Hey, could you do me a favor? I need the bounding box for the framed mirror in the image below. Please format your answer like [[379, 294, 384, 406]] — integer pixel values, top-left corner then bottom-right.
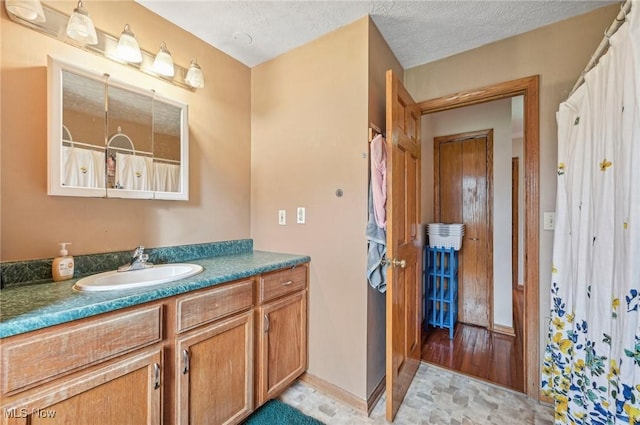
[[47, 56, 189, 200]]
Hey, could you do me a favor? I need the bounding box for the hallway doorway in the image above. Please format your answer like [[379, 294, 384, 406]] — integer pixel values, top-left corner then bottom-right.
[[417, 76, 540, 399]]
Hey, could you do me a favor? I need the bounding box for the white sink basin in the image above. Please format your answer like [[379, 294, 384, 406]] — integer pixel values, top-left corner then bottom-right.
[[73, 263, 204, 292]]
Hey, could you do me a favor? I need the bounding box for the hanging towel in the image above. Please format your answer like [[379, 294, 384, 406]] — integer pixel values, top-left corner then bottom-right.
[[367, 134, 388, 292], [62, 146, 105, 188], [367, 182, 388, 292], [370, 134, 387, 229], [116, 152, 153, 191]]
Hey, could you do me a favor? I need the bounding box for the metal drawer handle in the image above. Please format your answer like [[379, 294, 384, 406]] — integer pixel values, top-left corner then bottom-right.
[[281, 280, 293, 286], [469, 238, 480, 241], [264, 314, 270, 333], [182, 349, 189, 375], [153, 363, 161, 389]]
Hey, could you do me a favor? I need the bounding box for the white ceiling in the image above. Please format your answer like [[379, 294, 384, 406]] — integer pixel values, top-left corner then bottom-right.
[[136, 0, 615, 69]]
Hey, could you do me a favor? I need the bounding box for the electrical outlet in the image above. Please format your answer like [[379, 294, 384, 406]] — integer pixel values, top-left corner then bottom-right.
[[297, 207, 305, 224], [543, 212, 555, 230], [278, 210, 286, 225]]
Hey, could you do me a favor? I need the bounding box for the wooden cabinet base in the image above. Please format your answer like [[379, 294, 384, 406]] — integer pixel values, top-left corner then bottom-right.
[[1, 262, 309, 425]]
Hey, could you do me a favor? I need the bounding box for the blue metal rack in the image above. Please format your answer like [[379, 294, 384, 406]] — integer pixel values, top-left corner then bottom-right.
[[423, 246, 459, 339]]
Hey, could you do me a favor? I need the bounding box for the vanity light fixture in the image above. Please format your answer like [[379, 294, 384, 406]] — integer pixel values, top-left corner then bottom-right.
[[5, 2, 203, 90], [66, 0, 98, 45], [153, 42, 175, 77], [185, 59, 205, 88], [5, 0, 46, 23], [116, 24, 142, 63]]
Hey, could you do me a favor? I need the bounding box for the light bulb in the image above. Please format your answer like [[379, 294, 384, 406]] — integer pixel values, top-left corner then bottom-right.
[[66, 0, 98, 45], [185, 59, 204, 88], [117, 24, 142, 63], [5, 0, 46, 23], [152, 42, 174, 77]]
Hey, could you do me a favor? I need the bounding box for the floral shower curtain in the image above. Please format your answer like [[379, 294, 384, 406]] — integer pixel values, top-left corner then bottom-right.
[[542, 3, 640, 424]]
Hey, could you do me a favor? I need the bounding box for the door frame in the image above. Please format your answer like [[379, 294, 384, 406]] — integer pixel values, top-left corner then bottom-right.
[[434, 129, 494, 330], [512, 156, 520, 291], [417, 75, 540, 400]]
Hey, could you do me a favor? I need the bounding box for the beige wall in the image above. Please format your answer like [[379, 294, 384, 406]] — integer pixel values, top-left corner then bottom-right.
[[405, 4, 619, 365], [251, 17, 372, 400], [1, 1, 252, 261]]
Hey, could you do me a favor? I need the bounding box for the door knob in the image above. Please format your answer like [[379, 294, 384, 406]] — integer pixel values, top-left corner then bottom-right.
[[391, 259, 406, 268]]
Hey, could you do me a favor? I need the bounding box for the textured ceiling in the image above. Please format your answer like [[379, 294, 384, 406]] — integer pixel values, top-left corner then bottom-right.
[[63, 70, 181, 137], [136, 0, 615, 69]]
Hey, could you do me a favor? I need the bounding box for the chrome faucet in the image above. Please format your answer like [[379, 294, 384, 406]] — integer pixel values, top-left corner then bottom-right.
[[118, 246, 153, 272]]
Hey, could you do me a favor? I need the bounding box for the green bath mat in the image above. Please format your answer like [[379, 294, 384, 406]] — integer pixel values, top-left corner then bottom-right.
[[243, 399, 325, 425]]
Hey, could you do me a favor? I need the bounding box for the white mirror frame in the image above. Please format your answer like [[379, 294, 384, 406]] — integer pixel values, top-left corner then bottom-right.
[[47, 56, 189, 201]]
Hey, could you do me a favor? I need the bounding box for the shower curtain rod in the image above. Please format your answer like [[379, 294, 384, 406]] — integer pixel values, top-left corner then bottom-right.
[[568, 0, 632, 98]]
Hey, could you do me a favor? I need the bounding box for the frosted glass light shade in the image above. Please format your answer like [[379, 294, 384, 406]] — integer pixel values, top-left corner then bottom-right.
[[185, 59, 204, 88], [5, 0, 46, 23], [66, 0, 97, 45], [153, 42, 175, 77], [117, 24, 142, 63]]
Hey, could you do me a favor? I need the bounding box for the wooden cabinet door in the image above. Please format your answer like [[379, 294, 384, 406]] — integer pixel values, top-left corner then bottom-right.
[[175, 311, 253, 425], [1, 348, 162, 425], [256, 291, 307, 406]]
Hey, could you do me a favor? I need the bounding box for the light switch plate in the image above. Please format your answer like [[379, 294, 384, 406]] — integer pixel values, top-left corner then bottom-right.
[[543, 212, 555, 230], [278, 210, 286, 225], [297, 207, 305, 224]]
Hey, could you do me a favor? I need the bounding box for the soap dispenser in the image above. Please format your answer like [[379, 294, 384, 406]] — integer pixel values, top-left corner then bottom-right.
[[52, 243, 75, 282]]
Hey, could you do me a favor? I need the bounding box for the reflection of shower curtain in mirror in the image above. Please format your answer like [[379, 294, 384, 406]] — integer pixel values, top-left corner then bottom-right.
[[62, 146, 105, 188], [153, 163, 180, 192], [116, 152, 153, 191]]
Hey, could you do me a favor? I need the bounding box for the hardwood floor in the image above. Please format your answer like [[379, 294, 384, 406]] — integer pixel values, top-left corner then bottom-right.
[[421, 288, 524, 392]]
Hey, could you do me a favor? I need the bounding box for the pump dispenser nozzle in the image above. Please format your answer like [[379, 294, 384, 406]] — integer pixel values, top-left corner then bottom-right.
[[59, 242, 71, 256]]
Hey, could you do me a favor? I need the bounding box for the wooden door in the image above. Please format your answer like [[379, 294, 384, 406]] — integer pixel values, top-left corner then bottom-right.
[[434, 130, 493, 328], [385, 70, 422, 421]]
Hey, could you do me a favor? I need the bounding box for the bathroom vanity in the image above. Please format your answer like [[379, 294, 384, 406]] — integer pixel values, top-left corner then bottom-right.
[[0, 245, 309, 425]]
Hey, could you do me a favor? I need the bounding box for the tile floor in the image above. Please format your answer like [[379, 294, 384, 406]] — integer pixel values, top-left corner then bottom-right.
[[279, 362, 555, 424]]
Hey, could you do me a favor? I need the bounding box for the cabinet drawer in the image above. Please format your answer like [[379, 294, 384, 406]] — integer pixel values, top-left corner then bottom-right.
[[259, 265, 307, 303], [176, 279, 254, 332], [1, 304, 162, 396]]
